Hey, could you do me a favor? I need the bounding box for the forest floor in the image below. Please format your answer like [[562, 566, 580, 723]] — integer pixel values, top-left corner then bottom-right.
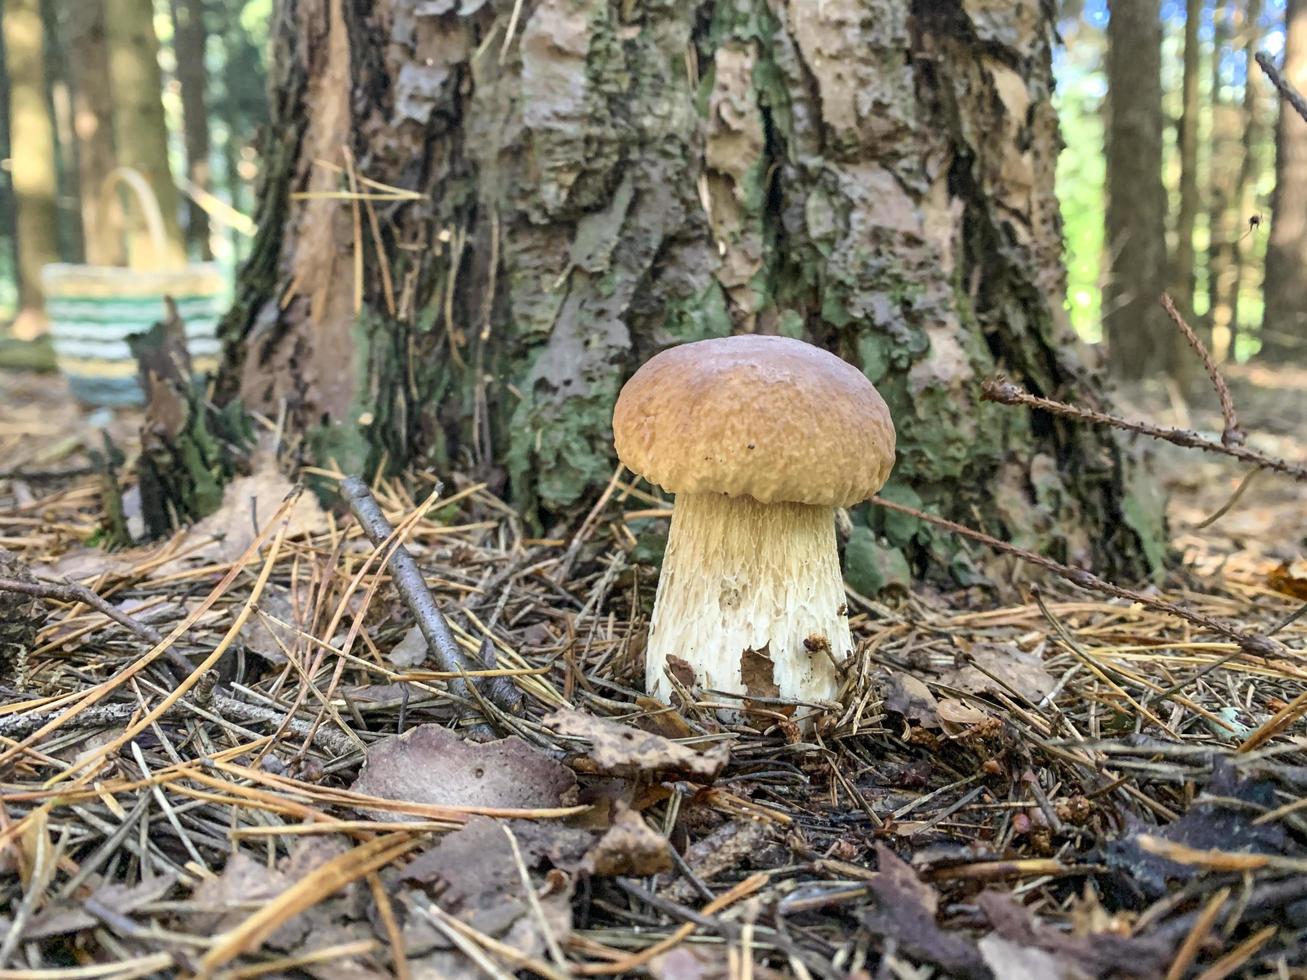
[[0, 363, 1305, 979]]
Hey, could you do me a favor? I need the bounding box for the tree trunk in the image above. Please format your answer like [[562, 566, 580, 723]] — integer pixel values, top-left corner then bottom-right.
[[1228, 0, 1263, 357], [1171, 0, 1204, 327], [2, 0, 59, 338], [171, 0, 213, 260], [104, 0, 186, 268], [1207, 1, 1241, 360], [64, 0, 123, 267], [0, 14, 13, 292], [1104, 0, 1183, 380], [219, 0, 1164, 582], [1263, 0, 1307, 359]]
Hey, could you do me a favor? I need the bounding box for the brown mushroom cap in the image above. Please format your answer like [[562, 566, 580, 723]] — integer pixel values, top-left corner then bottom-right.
[[613, 335, 895, 507]]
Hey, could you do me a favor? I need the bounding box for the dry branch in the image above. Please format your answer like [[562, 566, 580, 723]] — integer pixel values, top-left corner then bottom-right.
[[980, 378, 1307, 481], [1256, 51, 1307, 126], [1159, 293, 1244, 447], [340, 476, 521, 716]]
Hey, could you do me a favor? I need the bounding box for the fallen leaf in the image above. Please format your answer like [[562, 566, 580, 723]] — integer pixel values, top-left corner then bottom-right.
[[399, 816, 575, 977], [883, 672, 939, 728], [350, 725, 577, 820], [153, 463, 329, 576], [543, 709, 729, 781], [740, 644, 780, 700], [239, 584, 301, 662], [936, 698, 997, 737], [861, 845, 987, 979], [660, 819, 771, 904], [978, 934, 1089, 980], [186, 837, 350, 950], [387, 624, 428, 668], [1268, 558, 1307, 599], [940, 643, 1057, 704], [632, 696, 696, 740], [21, 873, 177, 940], [978, 890, 1170, 978], [1102, 762, 1288, 899], [582, 803, 671, 877]]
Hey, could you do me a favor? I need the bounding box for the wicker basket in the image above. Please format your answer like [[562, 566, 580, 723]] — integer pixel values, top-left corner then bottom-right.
[[41, 168, 228, 407]]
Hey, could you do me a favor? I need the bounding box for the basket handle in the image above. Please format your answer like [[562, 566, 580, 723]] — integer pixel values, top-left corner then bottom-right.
[[101, 166, 170, 269]]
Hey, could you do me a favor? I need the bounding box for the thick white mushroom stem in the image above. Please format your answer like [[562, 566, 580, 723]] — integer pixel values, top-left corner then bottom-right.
[[645, 492, 853, 717]]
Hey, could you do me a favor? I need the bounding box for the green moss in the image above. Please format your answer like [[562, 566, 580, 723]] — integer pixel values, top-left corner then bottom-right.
[[844, 525, 911, 595], [661, 281, 732, 344]]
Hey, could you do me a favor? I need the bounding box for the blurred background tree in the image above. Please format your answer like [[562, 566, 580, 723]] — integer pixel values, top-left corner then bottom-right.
[[0, 0, 270, 335]]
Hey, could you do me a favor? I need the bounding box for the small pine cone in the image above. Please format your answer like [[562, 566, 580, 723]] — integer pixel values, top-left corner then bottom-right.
[[0, 548, 46, 679]]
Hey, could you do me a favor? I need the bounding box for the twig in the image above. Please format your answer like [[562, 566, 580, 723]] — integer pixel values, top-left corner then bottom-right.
[[869, 495, 1285, 658], [979, 378, 1307, 481], [340, 477, 520, 717], [1256, 51, 1307, 126], [0, 576, 163, 645], [0, 701, 137, 740], [1160, 294, 1244, 447], [0, 574, 196, 682], [207, 690, 361, 758]]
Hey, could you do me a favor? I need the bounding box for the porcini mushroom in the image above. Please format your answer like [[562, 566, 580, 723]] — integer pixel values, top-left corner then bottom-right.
[[613, 334, 896, 718]]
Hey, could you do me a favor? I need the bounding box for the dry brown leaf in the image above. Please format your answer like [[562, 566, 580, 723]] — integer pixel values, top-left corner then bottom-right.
[[740, 644, 780, 699], [543, 709, 729, 781], [582, 803, 671, 877], [937, 698, 995, 735], [399, 816, 577, 978], [660, 818, 770, 904], [350, 725, 577, 820], [883, 671, 940, 728], [1268, 558, 1307, 599], [939, 644, 1057, 704], [21, 873, 177, 941], [154, 463, 329, 576]]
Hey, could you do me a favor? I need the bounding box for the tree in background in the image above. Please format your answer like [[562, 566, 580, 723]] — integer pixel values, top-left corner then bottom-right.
[[1263, 0, 1307, 359], [105, 0, 185, 267], [65, 0, 123, 267], [1171, 0, 1204, 327], [171, 0, 212, 259], [1104, 0, 1184, 379], [217, 0, 1164, 581], [1207, 2, 1243, 358], [1228, 0, 1264, 357], [2, 0, 58, 338]]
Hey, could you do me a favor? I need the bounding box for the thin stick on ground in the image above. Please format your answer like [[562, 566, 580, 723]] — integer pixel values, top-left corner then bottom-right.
[[979, 378, 1307, 481], [340, 476, 521, 714], [1160, 293, 1244, 447]]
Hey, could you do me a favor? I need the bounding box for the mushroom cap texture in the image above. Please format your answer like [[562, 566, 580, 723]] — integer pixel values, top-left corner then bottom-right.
[[613, 335, 896, 506]]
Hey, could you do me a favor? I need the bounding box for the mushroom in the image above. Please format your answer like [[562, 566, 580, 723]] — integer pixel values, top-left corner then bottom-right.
[[612, 334, 896, 720]]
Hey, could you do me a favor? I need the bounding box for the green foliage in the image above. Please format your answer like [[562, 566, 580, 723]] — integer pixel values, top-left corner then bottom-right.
[[843, 525, 911, 595], [1054, 42, 1107, 343]]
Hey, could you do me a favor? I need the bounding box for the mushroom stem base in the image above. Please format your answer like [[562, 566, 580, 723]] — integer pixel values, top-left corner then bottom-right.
[[645, 492, 852, 721]]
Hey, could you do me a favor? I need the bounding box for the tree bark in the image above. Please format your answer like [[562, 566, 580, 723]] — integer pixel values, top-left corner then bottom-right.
[[219, 0, 1165, 581], [3, 0, 59, 338], [171, 0, 213, 260], [1171, 0, 1204, 328], [64, 0, 123, 267], [1228, 0, 1264, 357], [1263, 0, 1307, 359], [104, 0, 186, 268], [1104, 0, 1184, 380]]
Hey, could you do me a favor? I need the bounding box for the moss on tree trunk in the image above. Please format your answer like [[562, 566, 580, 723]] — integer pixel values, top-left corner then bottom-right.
[[219, 0, 1165, 583]]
